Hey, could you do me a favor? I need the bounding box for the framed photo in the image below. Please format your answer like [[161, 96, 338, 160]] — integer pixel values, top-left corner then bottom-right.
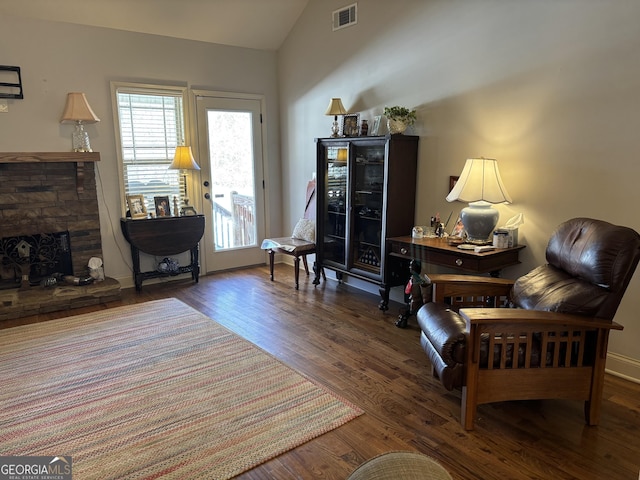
[[370, 115, 382, 136], [342, 113, 360, 137], [126, 194, 147, 219], [450, 217, 465, 237], [449, 176, 459, 192], [154, 196, 171, 217], [181, 206, 197, 216]]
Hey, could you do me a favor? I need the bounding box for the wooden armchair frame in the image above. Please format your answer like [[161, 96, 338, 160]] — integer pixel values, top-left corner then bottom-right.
[[428, 274, 623, 430]]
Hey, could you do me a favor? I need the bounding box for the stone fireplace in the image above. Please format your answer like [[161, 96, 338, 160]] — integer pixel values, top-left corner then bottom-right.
[[0, 152, 121, 320]]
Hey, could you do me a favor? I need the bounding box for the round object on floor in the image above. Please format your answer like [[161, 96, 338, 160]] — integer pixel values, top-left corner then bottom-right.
[[346, 451, 452, 480]]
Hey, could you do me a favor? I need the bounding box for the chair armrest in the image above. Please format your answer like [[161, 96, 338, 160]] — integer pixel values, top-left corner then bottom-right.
[[428, 274, 515, 305], [458, 308, 623, 331], [459, 308, 623, 368]]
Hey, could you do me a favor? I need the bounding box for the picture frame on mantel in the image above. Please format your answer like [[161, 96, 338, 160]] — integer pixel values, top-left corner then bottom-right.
[[127, 194, 147, 219]]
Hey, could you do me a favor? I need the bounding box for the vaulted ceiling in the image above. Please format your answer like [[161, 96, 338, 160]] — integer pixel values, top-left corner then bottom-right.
[[0, 0, 310, 51]]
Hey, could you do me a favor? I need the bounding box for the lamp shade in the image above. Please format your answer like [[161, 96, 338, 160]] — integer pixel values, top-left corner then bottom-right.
[[446, 158, 511, 204], [60, 92, 100, 124], [169, 146, 201, 171], [446, 158, 511, 243], [324, 98, 347, 116]]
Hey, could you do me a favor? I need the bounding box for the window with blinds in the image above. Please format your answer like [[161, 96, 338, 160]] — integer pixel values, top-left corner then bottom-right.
[[113, 83, 188, 215]]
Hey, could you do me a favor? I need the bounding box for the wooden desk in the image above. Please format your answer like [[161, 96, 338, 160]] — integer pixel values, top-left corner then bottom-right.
[[379, 236, 525, 310], [121, 215, 205, 291]]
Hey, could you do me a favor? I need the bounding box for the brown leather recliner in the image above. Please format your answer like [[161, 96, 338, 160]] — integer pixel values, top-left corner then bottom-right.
[[416, 218, 640, 430]]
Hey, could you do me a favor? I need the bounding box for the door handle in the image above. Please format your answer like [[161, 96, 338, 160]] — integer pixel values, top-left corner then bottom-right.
[[204, 193, 211, 200]]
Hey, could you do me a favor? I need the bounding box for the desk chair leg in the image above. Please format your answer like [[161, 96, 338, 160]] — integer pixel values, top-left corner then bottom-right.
[[302, 255, 310, 275], [269, 250, 275, 281]]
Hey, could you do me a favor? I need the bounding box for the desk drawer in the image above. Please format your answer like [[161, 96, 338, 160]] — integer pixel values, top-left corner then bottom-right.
[[389, 240, 520, 274]]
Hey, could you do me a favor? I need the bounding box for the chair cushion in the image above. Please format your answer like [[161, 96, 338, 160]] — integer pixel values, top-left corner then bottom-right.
[[546, 218, 639, 292], [291, 218, 315, 242], [514, 218, 640, 319], [512, 264, 610, 317]]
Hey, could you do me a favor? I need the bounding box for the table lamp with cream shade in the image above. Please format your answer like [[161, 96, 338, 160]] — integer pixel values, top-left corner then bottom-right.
[[169, 145, 200, 214], [446, 157, 512, 244], [325, 98, 347, 137], [60, 92, 100, 152]]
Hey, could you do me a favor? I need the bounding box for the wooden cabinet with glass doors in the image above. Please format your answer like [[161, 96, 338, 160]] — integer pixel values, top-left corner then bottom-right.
[[313, 135, 418, 302]]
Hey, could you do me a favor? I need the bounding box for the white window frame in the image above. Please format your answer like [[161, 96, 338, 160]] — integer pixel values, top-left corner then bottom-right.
[[111, 82, 190, 217]]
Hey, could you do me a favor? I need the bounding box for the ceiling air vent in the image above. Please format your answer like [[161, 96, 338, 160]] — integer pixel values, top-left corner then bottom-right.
[[333, 3, 357, 31]]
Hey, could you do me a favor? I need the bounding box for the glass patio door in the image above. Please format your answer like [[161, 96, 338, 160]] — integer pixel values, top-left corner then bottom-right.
[[195, 93, 266, 272]]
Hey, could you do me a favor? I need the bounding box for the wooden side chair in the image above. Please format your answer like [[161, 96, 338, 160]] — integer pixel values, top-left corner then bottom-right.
[[261, 179, 325, 289]]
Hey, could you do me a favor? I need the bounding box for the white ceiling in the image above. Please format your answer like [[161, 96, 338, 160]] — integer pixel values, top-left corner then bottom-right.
[[0, 0, 310, 51]]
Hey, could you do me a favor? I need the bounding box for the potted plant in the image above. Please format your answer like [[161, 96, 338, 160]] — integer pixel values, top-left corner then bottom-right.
[[383, 106, 417, 134]]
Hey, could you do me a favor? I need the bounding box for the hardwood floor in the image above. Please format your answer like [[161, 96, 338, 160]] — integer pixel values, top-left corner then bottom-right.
[[4, 264, 640, 479]]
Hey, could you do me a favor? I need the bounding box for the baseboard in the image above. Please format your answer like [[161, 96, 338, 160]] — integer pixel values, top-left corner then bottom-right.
[[606, 353, 640, 384], [115, 275, 135, 290]]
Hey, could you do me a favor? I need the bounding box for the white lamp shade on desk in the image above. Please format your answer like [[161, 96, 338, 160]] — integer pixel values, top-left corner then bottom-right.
[[446, 158, 511, 243]]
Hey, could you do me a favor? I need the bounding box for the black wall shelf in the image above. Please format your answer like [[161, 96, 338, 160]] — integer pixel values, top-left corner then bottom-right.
[[0, 66, 23, 99]]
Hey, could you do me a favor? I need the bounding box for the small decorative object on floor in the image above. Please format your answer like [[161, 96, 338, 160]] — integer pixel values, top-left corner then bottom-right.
[[157, 257, 179, 274], [397, 259, 431, 328], [347, 451, 452, 480], [383, 105, 416, 135], [62, 274, 94, 286], [88, 257, 105, 281]]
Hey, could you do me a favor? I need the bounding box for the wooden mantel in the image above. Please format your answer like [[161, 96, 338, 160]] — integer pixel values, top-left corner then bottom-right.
[[0, 152, 100, 192]]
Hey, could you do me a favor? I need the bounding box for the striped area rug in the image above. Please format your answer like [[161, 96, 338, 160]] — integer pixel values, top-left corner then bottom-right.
[[0, 299, 363, 479]]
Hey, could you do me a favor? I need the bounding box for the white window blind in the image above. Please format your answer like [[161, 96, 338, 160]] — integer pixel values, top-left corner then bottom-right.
[[114, 85, 186, 215]]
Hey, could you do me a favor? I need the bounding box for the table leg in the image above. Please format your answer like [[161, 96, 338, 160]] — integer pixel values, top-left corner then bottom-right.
[[269, 250, 275, 281], [191, 245, 200, 283], [378, 285, 390, 311], [131, 246, 143, 292], [294, 255, 300, 290]]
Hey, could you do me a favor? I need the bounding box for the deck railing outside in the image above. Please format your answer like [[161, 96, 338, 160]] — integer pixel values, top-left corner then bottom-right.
[[212, 191, 255, 250]]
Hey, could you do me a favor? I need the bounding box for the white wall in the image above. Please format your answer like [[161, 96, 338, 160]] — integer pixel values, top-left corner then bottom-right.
[[278, 0, 640, 378], [0, 13, 282, 285]]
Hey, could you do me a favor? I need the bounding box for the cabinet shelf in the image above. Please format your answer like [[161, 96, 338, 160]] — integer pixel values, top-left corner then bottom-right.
[[358, 240, 380, 248]]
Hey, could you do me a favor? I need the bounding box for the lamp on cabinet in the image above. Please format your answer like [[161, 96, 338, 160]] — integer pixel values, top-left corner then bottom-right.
[[446, 157, 512, 244], [324, 98, 347, 137]]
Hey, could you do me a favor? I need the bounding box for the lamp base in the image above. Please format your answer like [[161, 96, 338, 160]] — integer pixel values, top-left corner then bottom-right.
[[460, 201, 499, 244], [330, 118, 340, 137], [72, 122, 92, 152]]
